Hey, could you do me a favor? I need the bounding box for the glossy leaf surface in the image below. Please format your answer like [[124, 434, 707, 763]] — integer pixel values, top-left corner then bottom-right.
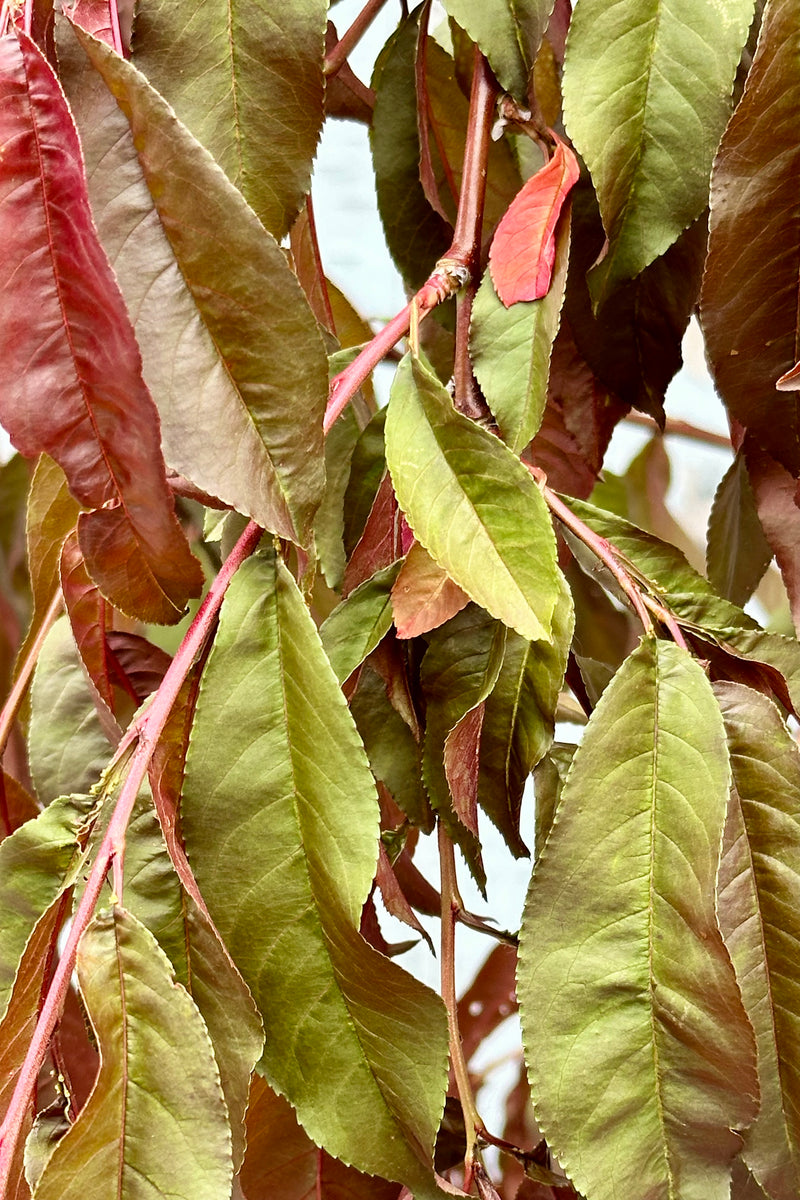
[[518, 639, 758, 1200], [0, 30, 202, 623], [33, 906, 233, 1200], [385, 353, 563, 644], [701, 0, 800, 474], [63, 26, 328, 547], [132, 0, 326, 239], [182, 552, 448, 1194], [716, 683, 800, 1200], [563, 0, 754, 302]]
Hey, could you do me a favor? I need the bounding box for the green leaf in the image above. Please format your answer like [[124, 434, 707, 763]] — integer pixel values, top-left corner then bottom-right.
[[0, 793, 93, 1024], [471, 207, 570, 452], [314, 405, 363, 591], [518, 638, 758, 1200], [27, 617, 112, 807], [320, 562, 402, 684], [130, 0, 326, 239], [370, 9, 451, 293], [716, 682, 800, 1200], [707, 454, 773, 608], [441, 0, 554, 98], [478, 580, 573, 855], [17, 456, 78, 673], [33, 906, 233, 1200], [386, 353, 563, 643], [60, 23, 328, 547], [181, 551, 448, 1194], [563, 0, 754, 303], [344, 407, 388, 558]]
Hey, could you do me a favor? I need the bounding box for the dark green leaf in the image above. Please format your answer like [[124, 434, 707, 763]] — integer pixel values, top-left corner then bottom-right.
[[386, 353, 563, 644], [320, 561, 403, 684], [344, 408, 387, 558], [61, 23, 328, 546], [315, 405, 363, 591], [131, 0, 326, 239], [518, 639, 759, 1200], [33, 906, 234, 1200], [707, 453, 772, 607], [563, 0, 754, 302], [716, 683, 800, 1200], [471, 208, 570, 452], [182, 552, 448, 1194]]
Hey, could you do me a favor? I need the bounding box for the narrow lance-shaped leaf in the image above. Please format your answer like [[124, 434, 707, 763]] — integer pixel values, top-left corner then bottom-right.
[[517, 638, 759, 1200], [488, 138, 578, 307], [441, 0, 554, 99], [385, 353, 563, 644], [0, 30, 202, 623], [700, 0, 800, 475], [181, 551, 449, 1195], [59, 531, 114, 716], [131, 0, 326, 239], [33, 906, 234, 1200], [60, 23, 329, 547], [715, 682, 800, 1200], [706, 453, 773, 609], [472, 206, 571, 452], [563, 0, 754, 304], [320, 561, 403, 685]]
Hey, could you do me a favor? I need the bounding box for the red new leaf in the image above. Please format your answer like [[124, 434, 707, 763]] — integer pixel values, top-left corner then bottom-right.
[[489, 135, 580, 306], [0, 30, 202, 624]]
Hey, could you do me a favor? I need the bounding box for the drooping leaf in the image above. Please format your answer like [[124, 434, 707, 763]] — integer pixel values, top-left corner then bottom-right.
[[477, 582, 573, 855], [707, 453, 773, 609], [563, 0, 754, 303], [391, 542, 469, 639], [441, 0, 554, 98], [33, 906, 234, 1200], [457, 943, 518, 1063], [715, 682, 800, 1200], [240, 1074, 403, 1200], [344, 471, 407, 595], [27, 618, 112, 807], [744, 439, 800, 633], [0, 29, 202, 623], [488, 140, 578, 307], [320, 561, 403, 684], [472, 206, 570, 451], [59, 531, 113, 715], [181, 551, 449, 1194], [344, 408, 387, 558], [700, 0, 800, 475], [315, 405, 364, 591], [386, 353, 563, 644], [517, 638, 759, 1200], [563, 183, 707, 421], [17, 455, 78, 672], [350, 664, 431, 831], [0, 792, 92, 1023], [60, 23, 329, 547], [131, 0, 326, 239], [370, 10, 451, 293]]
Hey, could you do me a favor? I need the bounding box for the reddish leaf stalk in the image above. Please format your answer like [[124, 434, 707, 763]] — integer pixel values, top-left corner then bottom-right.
[[0, 519, 263, 1192], [438, 821, 481, 1187], [107, 0, 123, 57], [416, 5, 459, 216], [323, 0, 388, 78], [324, 52, 499, 433], [301, 193, 337, 334], [0, 590, 63, 763]]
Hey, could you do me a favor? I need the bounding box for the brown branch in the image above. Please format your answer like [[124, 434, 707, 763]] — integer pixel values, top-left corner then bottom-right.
[[324, 0, 389, 78]]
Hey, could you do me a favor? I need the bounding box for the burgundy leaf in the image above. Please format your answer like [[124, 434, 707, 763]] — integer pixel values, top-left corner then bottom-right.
[[489, 135, 580, 306], [105, 631, 171, 703], [745, 439, 800, 634], [0, 773, 39, 842], [391, 541, 469, 639], [375, 843, 435, 952], [457, 943, 518, 1063], [59, 530, 113, 712], [391, 845, 442, 917], [443, 703, 485, 836], [0, 30, 202, 624], [343, 472, 405, 595]]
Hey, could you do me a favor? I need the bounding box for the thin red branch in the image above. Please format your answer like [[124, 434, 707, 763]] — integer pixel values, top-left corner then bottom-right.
[[323, 0, 388, 78], [107, 0, 123, 57], [0, 520, 263, 1192], [624, 410, 731, 450], [0, 590, 63, 764]]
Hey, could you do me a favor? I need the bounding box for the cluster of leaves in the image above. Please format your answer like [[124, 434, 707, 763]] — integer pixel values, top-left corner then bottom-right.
[[0, 1, 799, 1199]]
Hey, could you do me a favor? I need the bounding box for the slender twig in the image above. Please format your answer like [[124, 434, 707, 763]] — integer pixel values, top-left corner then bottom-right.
[[324, 51, 499, 433], [538, 477, 655, 634], [624, 410, 731, 450], [438, 822, 481, 1188], [323, 0, 389, 78], [642, 594, 689, 650], [0, 520, 263, 1193], [0, 590, 63, 762]]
